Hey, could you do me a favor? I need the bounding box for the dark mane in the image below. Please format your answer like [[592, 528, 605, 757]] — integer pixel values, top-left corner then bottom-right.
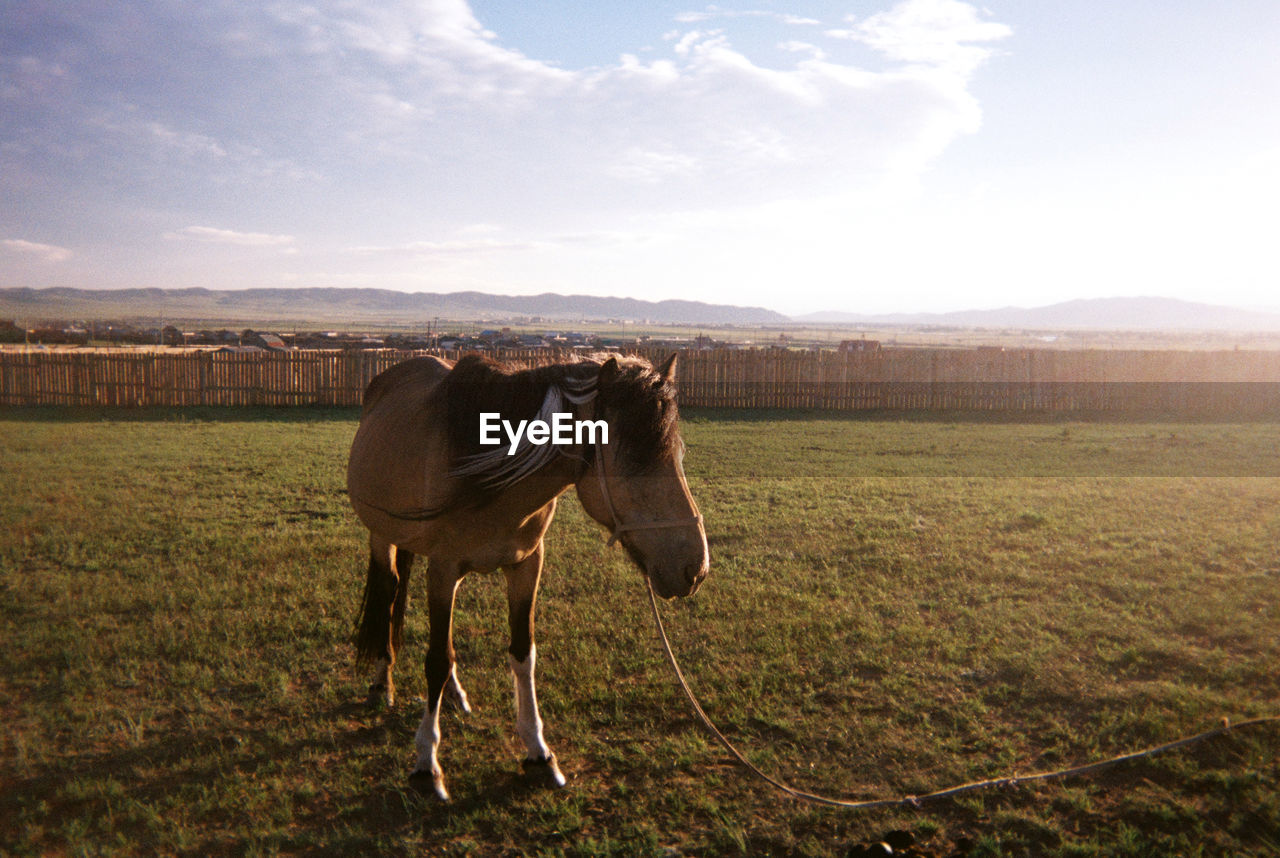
[[439, 355, 594, 511], [442, 354, 594, 462], [595, 354, 681, 475], [438, 353, 679, 511]]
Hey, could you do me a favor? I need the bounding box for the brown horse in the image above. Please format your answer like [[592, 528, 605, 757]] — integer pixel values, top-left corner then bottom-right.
[[346, 352, 708, 800]]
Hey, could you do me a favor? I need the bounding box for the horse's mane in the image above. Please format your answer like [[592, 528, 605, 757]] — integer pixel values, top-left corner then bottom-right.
[[443, 355, 598, 501], [439, 352, 679, 511], [591, 353, 681, 474]]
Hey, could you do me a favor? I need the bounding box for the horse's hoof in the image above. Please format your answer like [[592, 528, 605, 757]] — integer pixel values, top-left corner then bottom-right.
[[409, 769, 450, 802], [522, 754, 567, 789]]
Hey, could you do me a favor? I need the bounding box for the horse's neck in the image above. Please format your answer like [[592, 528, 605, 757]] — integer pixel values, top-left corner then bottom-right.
[[491, 454, 582, 522]]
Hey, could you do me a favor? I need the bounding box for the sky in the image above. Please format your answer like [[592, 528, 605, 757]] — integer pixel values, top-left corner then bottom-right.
[[2, 0, 1278, 316]]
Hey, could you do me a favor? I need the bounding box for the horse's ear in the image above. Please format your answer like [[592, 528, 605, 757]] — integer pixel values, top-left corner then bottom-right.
[[598, 356, 619, 386], [658, 352, 677, 382]]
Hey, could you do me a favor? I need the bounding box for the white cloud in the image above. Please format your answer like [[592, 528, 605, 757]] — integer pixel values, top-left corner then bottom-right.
[[164, 226, 295, 248], [2, 238, 72, 262], [1, 1, 1016, 303], [675, 9, 821, 26], [263, 0, 573, 109], [347, 229, 644, 259], [608, 146, 702, 183], [140, 121, 228, 159], [0, 56, 69, 101], [9, 1, 1004, 203], [236, 1, 1001, 204], [779, 40, 826, 59], [348, 237, 541, 257], [829, 0, 1011, 75]]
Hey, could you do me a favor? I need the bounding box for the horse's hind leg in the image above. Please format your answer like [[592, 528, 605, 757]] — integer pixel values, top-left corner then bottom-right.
[[354, 535, 411, 706], [504, 543, 566, 788], [411, 560, 465, 801]]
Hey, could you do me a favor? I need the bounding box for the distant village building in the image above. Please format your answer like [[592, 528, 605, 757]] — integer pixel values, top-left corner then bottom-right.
[[1, 320, 26, 343], [838, 339, 881, 353], [242, 331, 289, 350]]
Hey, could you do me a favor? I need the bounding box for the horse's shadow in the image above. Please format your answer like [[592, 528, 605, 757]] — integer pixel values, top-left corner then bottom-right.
[[340, 697, 572, 816], [406, 762, 562, 815], [5, 696, 570, 855]]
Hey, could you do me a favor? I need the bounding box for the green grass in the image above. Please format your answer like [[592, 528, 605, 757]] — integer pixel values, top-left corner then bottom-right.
[[1, 406, 1278, 856]]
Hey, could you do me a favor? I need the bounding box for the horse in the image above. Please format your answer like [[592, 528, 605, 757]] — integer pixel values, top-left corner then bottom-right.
[[346, 351, 709, 800]]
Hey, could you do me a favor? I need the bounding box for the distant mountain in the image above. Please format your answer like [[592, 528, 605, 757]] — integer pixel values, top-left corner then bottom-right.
[[796, 296, 1280, 332], [0, 287, 790, 326]]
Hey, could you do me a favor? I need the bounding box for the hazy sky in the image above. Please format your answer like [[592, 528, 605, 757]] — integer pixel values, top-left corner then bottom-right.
[[3, 1, 1278, 315]]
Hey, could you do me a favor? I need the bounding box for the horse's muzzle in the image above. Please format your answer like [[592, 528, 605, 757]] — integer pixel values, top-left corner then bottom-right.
[[649, 557, 708, 600]]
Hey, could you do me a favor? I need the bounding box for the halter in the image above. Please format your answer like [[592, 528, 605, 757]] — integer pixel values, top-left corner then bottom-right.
[[584, 404, 702, 548], [592, 437, 703, 547]]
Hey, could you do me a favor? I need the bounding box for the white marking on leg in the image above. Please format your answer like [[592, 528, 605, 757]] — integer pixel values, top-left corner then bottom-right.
[[413, 701, 448, 800], [447, 664, 471, 713], [510, 645, 551, 760]]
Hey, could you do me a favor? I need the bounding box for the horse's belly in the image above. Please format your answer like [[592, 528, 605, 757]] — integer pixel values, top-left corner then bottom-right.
[[390, 496, 557, 572]]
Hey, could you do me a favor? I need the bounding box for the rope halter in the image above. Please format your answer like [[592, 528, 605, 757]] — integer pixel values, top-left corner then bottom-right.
[[591, 434, 702, 548]]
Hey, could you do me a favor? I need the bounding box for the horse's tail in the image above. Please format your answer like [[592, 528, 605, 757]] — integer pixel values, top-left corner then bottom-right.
[[353, 542, 412, 666]]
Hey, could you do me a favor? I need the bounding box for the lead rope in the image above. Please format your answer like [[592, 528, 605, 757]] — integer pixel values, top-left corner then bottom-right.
[[645, 579, 1280, 810]]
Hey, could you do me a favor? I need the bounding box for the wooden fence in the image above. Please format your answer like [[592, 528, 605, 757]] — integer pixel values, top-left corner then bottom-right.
[[4, 347, 1280, 415]]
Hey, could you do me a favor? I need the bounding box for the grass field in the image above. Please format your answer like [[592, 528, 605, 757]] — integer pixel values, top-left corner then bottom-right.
[[2, 407, 1278, 856]]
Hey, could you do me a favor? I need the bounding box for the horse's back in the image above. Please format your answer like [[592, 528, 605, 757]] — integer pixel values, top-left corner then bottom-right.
[[361, 355, 454, 415]]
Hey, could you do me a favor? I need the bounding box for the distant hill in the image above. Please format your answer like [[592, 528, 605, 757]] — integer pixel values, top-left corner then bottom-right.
[[0, 287, 790, 326], [796, 296, 1280, 332], [11, 288, 1277, 333]]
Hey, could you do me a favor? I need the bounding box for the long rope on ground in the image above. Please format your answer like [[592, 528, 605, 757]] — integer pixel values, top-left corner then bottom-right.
[[646, 580, 1280, 810]]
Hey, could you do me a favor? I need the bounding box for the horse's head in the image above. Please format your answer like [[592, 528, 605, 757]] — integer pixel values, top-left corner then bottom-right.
[[576, 353, 709, 599]]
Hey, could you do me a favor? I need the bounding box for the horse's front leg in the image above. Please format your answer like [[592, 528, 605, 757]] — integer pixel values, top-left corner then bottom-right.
[[505, 544, 566, 788], [411, 561, 465, 800]]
